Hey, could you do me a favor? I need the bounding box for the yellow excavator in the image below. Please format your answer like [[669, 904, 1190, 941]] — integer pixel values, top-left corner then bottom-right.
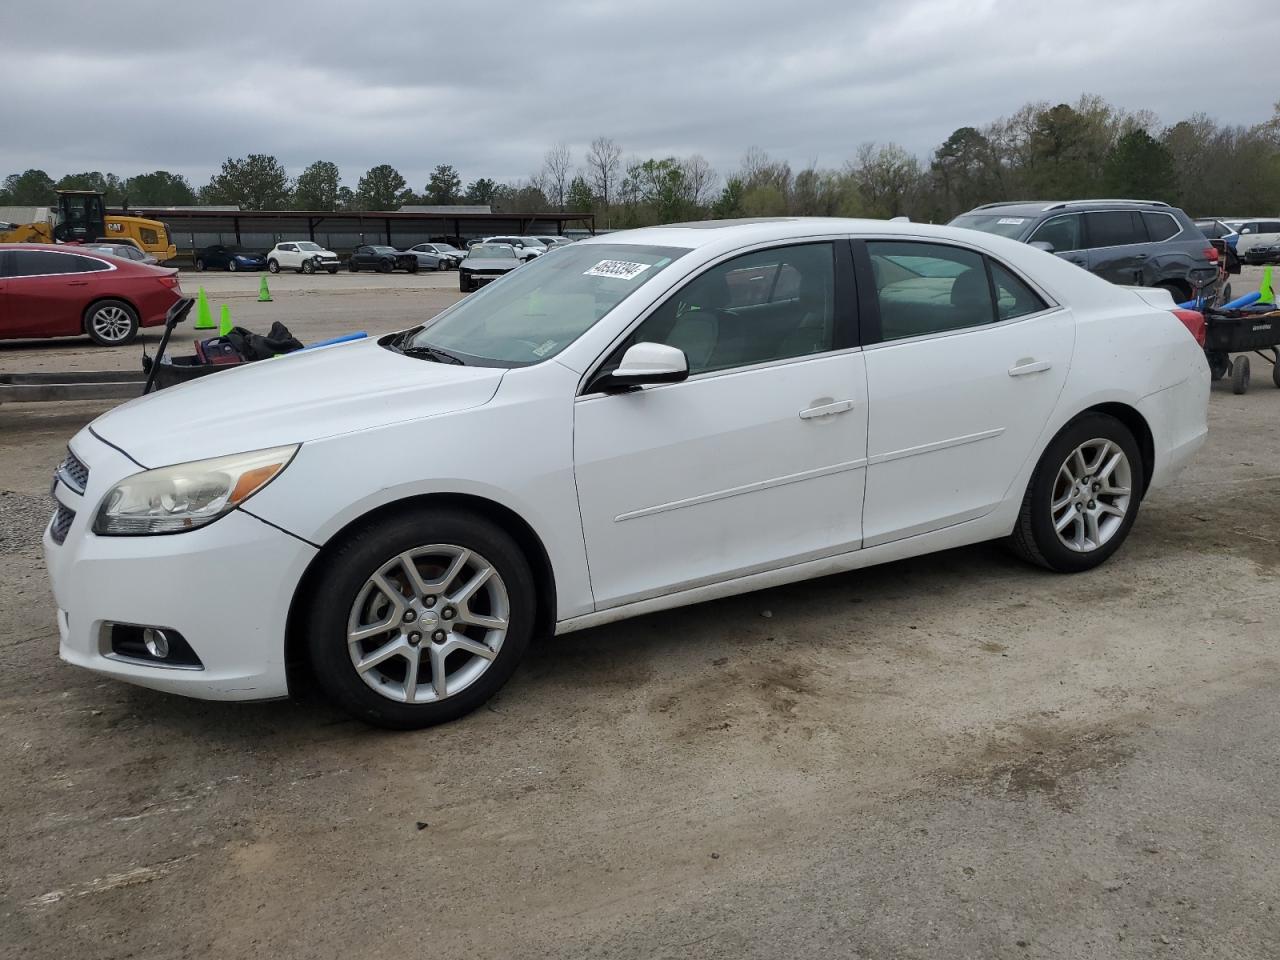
[[0, 190, 177, 262]]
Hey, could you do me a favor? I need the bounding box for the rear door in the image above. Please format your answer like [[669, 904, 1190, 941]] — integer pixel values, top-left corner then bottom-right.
[[860, 239, 1073, 546], [1084, 210, 1150, 285], [2, 249, 107, 337]]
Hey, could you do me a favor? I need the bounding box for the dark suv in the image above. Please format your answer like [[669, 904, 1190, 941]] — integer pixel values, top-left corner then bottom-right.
[[951, 200, 1222, 305]]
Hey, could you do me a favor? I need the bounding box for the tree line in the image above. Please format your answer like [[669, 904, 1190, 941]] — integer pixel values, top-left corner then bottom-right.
[[3, 95, 1277, 224]]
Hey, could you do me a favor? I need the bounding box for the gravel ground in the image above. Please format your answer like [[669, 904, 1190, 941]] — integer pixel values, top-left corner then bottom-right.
[[0, 267, 1277, 959]]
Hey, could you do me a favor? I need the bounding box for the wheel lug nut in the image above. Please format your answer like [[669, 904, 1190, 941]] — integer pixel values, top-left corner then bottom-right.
[[432, 629, 446, 642], [442, 607, 455, 620], [403, 610, 416, 623], [407, 632, 422, 646], [1087, 500, 1096, 509], [424, 595, 437, 606]]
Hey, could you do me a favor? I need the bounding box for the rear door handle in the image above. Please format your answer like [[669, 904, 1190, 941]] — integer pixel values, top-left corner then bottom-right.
[[67, 280, 89, 287], [1008, 359, 1051, 377], [799, 399, 854, 419]]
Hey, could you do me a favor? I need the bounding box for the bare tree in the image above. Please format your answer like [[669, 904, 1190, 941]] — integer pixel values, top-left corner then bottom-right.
[[541, 143, 573, 211], [585, 136, 622, 224], [681, 154, 720, 207]]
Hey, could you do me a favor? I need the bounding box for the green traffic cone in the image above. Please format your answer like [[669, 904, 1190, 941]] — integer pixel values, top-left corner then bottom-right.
[[258, 274, 272, 303], [194, 287, 215, 330], [218, 304, 233, 337], [1259, 265, 1274, 305]]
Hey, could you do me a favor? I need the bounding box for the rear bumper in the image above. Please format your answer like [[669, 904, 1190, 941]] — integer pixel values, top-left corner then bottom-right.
[[1140, 362, 1210, 491]]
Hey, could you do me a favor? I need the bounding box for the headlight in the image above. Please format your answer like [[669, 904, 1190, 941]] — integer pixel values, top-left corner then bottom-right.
[[93, 445, 299, 535]]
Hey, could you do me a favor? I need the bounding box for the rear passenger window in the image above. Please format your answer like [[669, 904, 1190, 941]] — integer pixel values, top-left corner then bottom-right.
[[1142, 213, 1181, 242], [9, 251, 106, 276], [1085, 211, 1147, 248], [1261, 222, 1280, 233], [622, 242, 835, 375], [989, 261, 1048, 320], [868, 242, 994, 341]]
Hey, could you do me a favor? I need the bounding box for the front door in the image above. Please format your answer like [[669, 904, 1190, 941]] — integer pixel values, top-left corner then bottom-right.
[[860, 240, 1074, 546], [573, 241, 869, 610]]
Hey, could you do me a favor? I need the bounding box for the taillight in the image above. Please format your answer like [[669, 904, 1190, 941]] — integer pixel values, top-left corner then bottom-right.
[[1172, 308, 1206, 347], [1203, 246, 1219, 262]]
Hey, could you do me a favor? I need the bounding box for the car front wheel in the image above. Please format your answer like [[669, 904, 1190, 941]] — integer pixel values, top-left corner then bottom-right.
[[1007, 413, 1144, 573], [195, 258, 206, 271], [302, 259, 316, 275], [84, 299, 140, 347], [307, 508, 536, 729]]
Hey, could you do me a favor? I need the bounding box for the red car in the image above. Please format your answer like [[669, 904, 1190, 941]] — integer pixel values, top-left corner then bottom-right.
[[0, 243, 183, 346]]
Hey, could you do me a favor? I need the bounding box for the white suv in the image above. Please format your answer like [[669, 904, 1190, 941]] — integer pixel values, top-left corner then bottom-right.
[[267, 241, 341, 274], [482, 236, 547, 261]]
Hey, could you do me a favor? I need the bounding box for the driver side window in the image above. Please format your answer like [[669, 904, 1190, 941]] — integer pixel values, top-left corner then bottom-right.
[[619, 242, 836, 376], [1028, 214, 1082, 252]]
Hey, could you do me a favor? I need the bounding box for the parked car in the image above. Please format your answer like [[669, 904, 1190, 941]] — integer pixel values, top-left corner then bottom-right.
[[408, 242, 466, 269], [1236, 219, 1280, 264], [1, 243, 182, 346], [349, 245, 421, 274], [267, 241, 341, 275], [82, 242, 160, 266], [44, 219, 1209, 728], [481, 236, 547, 261], [195, 244, 268, 272], [534, 235, 573, 249], [1194, 218, 1239, 253], [951, 200, 1223, 305], [458, 243, 522, 291]]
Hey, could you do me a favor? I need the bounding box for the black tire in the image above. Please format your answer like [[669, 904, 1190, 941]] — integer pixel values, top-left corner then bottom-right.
[[327, 266, 338, 274], [379, 259, 393, 274], [408, 263, 419, 274], [1232, 355, 1250, 395], [460, 275, 472, 293], [350, 260, 359, 272], [267, 259, 280, 274], [306, 507, 537, 729], [302, 258, 316, 275], [1007, 412, 1145, 574], [1221, 282, 1232, 305], [84, 299, 140, 347], [437, 259, 447, 272], [195, 258, 206, 272], [1272, 354, 1280, 389], [228, 259, 238, 272]]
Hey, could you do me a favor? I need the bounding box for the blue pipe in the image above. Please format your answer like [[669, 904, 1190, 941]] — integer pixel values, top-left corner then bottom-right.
[[299, 332, 368, 351], [1222, 291, 1261, 311]]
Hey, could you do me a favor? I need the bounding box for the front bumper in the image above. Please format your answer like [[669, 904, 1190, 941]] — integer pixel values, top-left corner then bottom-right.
[[43, 434, 317, 701]]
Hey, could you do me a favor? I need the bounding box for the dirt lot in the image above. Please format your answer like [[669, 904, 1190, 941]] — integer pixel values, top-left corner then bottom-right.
[[1, 267, 1278, 959]]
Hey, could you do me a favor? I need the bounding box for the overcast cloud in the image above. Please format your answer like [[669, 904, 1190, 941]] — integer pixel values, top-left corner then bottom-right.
[[2, 0, 1276, 190]]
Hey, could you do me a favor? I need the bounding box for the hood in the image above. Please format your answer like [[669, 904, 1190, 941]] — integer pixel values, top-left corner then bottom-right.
[[463, 257, 518, 270], [92, 337, 505, 467]]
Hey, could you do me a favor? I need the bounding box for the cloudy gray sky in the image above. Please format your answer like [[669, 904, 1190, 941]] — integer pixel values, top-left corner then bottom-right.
[[2, 0, 1276, 190]]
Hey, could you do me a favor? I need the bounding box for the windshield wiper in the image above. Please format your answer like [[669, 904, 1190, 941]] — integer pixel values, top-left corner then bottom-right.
[[401, 343, 466, 365]]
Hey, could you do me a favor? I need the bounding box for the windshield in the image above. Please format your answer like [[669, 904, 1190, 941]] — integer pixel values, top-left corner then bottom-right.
[[470, 245, 517, 260], [296, 241, 322, 251], [371, 245, 396, 253], [950, 213, 1034, 239], [521, 237, 546, 246], [406, 243, 689, 366], [436, 244, 460, 252]]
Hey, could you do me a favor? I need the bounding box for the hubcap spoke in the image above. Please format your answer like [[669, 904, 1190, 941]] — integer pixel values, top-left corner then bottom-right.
[[457, 609, 507, 631], [355, 637, 407, 674], [443, 635, 497, 661], [429, 643, 448, 699], [423, 548, 471, 593], [403, 646, 421, 701], [450, 565, 492, 605], [1054, 509, 1079, 534]]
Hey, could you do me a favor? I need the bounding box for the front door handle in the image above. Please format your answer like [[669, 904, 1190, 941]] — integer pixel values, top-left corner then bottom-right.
[[67, 280, 89, 287], [1008, 359, 1051, 377], [799, 399, 854, 419]]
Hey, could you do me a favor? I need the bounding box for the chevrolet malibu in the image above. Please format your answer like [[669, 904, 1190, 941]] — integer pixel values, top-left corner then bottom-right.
[[44, 219, 1209, 728]]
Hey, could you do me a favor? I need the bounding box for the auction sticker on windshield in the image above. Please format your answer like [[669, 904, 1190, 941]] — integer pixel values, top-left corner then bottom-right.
[[584, 260, 652, 281], [998, 217, 1026, 225]]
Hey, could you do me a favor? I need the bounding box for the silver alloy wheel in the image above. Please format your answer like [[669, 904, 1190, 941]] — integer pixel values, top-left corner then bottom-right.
[[347, 544, 510, 704], [1051, 438, 1132, 553], [90, 305, 134, 343]]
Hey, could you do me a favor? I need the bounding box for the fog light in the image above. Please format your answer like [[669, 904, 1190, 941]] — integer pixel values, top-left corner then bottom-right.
[[142, 628, 170, 659]]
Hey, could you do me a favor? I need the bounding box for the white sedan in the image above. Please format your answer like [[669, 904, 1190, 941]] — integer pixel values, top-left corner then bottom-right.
[[44, 219, 1209, 728]]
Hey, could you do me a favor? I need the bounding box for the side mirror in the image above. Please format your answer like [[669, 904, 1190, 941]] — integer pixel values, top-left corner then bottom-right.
[[593, 342, 689, 393], [1029, 240, 1055, 253]]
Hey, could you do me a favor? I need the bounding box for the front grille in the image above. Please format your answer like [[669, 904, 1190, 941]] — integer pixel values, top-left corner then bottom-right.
[[49, 505, 75, 545], [58, 449, 89, 494]]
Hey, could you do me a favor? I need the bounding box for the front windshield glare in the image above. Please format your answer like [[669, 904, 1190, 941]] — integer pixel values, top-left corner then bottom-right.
[[297, 242, 322, 251], [409, 243, 689, 366]]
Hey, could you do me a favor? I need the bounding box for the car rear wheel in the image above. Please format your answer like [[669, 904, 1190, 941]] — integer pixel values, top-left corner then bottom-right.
[[1007, 413, 1144, 573], [307, 508, 536, 729], [195, 258, 206, 271], [228, 259, 238, 272], [268, 259, 280, 274], [84, 299, 140, 347], [379, 259, 393, 273]]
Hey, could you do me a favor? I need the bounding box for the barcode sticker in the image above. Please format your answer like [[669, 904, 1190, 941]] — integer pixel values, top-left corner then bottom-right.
[[997, 217, 1026, 225], [584, 260, 652, 280]]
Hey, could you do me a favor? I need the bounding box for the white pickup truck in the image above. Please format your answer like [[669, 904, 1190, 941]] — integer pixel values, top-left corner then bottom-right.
[[267, 241, 341, 274]]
